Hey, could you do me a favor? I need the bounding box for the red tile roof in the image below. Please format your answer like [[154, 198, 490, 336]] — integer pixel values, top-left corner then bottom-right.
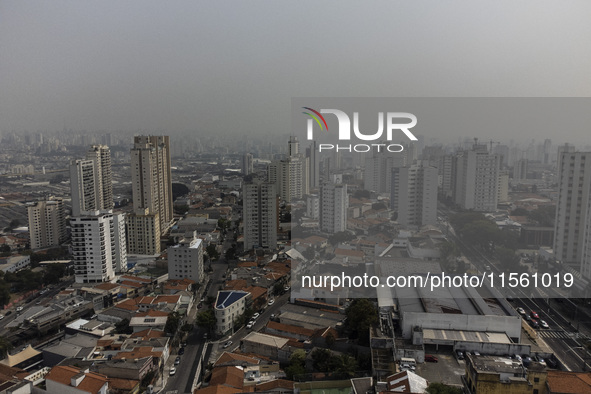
[[210, 366, 244, 389], [546, 371, 591, 393], [194, 385, 242, 394], [45, 366, 108, 394]]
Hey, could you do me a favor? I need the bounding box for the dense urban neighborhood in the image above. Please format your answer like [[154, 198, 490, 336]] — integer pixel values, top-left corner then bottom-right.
[[0, 129, 589, 394]]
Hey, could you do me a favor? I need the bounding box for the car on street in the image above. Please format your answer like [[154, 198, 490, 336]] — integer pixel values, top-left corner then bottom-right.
[[539, 320, 549, 329], [455, 350, 464, 360], [0, 315, 4, 320], [203, 333, 208, 340], [530, 310, 539, 319], [246, 321, 254, 329], [252, 313, 260, 319], [174, 356, 181, 365], [514, 354, 522, 362], [169, 367, 177, 376], [529, 319, 539, 329], [268, 299, 275, 305], [178, 348, 185, 355], [516, 307, 526, 316], [223, 341, 233, 349], [16, 307, 23, 312], [284, 286, 290, 291]]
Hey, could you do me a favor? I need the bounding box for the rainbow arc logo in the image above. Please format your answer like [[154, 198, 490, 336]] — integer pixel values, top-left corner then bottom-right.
[[302, 107, 328, 132]]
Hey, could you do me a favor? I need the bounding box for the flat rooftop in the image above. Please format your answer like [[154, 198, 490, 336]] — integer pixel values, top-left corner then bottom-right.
[[423, 329, 512, 345]]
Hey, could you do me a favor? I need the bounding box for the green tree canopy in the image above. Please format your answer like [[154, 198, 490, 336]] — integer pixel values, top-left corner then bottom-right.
[[345, 299, 378, 345], [196, 309, 216, 331]]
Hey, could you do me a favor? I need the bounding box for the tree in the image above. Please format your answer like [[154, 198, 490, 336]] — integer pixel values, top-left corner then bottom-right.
[[285, 349, 307, 380], [115, 318, 133, 334], [206, 244, 220, 261], [273, 283, 285, 296], [164, 312, 182, 336], [353, 189, 371, 199], [172, 183, 190, 200], [334, 354, 357, 378], [196, 310, 216, 332], [0, 282, 10, 308], [325, 331, 336, 348], [328, 231, 355, 246], [0, 336, 13, 358], [345, 299, 378, 345], [426, 383, 463, 394], [311, 348, 332, 371]]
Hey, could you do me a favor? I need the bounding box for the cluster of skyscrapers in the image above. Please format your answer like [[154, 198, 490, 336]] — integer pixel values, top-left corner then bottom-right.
[[27, 136, 179, 284]]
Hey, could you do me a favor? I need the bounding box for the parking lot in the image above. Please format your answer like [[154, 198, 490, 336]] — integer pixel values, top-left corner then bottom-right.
[[415, 351, 465, 386]]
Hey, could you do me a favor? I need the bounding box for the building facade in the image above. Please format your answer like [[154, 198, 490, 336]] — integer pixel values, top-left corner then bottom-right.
[[392, 164, 438, 227], [71, 211, 127, 284], [243, 181, 278, 250], [320, 182, 348, 234], [128, 135, 173, 255], [28, 197, 67, 250], [168, 231, 204, 283]]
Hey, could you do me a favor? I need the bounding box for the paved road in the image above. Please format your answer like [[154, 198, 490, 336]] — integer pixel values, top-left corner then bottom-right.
[[162, 257, 228, 394]]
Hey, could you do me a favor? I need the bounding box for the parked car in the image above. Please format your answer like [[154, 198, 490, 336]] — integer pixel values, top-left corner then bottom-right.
[[514, 354, 522, 362], [223, 341, 233, 349], [284, 286, 290, 291], [246, 321, 254, 329], [0, 314, 4, 320], [169, 367, 177, 376], [546, 357, 558, 369], [516, 307, 526, 316], [530, 311, 539, 319], [203, 333, 208, 340], [268, 299, 275, 305], [174, 356, 181, 365], [425, 355, 438, 363], [252, 313, 260, 320], [522, 355, 532, 367], [16, 307, 23, 312], [455, 350, 464, 360], [178, 348, 185, 355]]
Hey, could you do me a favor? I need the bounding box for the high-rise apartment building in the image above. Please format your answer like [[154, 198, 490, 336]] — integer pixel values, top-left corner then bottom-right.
[[554, 152, 591, 269], [391, 164, 438, 226], [452, 145, 500, 211], [168, 231, 204, 283], [320, 182, 348, 234], [364, 150, 407, 193], [86, 145, 113, 210], [306, 141, 319, 189], [242, 153, 254, 175], [268, 158, 305, 203], [71, 211, 127, 283], [128, 135, 173, 255], [513, 158, 528, 180], [28, 197, 67, 250], [243, 181, 278, 250], [70, 145, 113, 216]]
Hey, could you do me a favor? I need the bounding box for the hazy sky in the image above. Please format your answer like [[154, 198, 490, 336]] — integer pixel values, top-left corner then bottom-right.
[[2, 1, 591, 141]]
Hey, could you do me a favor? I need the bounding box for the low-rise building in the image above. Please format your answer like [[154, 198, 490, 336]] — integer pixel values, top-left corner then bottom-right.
[[215, 290, 249, 335], [45, 365, 109, 394]]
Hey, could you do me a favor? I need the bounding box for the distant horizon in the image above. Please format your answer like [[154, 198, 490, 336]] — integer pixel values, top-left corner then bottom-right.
[[3, 1, 591, 142]]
